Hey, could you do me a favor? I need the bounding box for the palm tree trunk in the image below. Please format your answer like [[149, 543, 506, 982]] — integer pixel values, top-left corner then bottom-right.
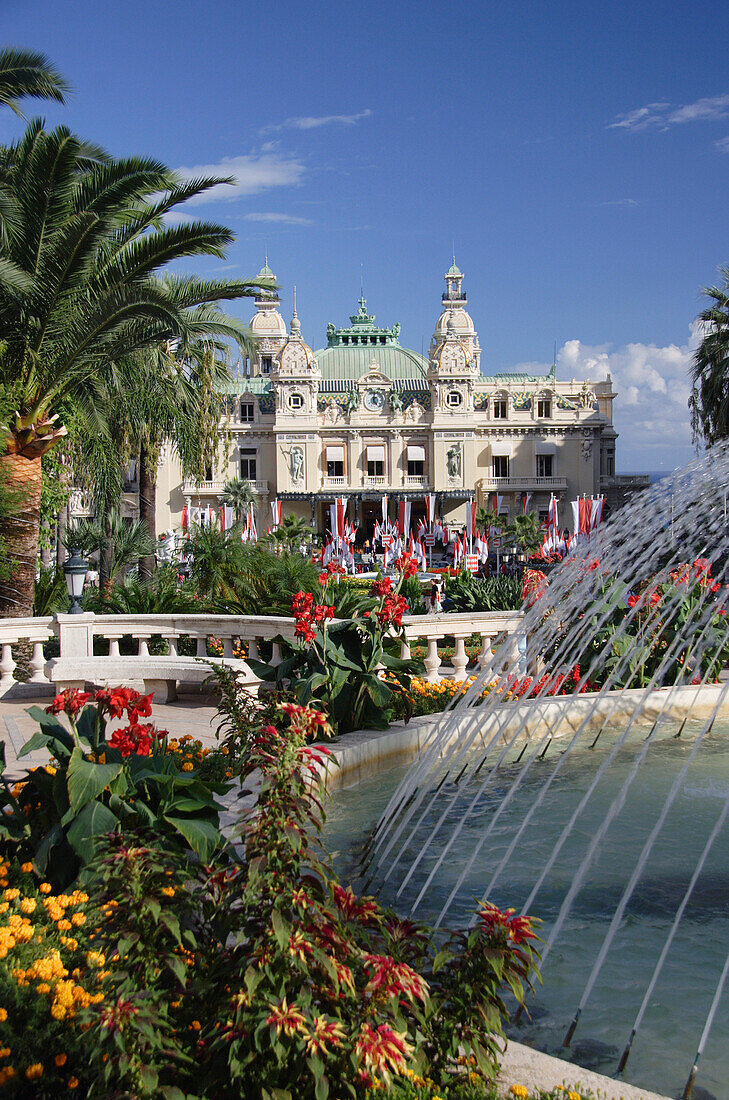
[[55, 462, 70, 569], [138, 442, 157, 580], [0, 452, 42, 618]]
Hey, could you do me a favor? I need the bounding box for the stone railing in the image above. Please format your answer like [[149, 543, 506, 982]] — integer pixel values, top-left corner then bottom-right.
[[401, 610, 522, 682], [0, 610, 524, 698]]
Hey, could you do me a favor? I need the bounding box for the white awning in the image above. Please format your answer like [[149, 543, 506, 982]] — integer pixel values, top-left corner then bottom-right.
[[367, 445, 386, 462], [491, 442, 513, 456], [535, 442, 557, 455], [327, 445, 345, 462], [407, 444, 426, 461]]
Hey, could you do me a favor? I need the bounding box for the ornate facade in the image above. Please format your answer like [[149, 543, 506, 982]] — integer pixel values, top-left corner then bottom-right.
[[154, 260, 623, 537]]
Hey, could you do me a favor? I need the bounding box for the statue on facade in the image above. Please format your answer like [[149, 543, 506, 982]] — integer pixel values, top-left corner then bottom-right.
[[446, 444, 462, 481], [345, 388, 359, 414], [283, 446, 304, 484], [389, 390, 403, 415], [579, 382, 596, 409]]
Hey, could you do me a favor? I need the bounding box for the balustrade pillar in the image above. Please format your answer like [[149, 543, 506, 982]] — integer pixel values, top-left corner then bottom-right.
[[166, 634, 179, 658], [105, 635, 122, 658], [196, 635, 207, 659], [0, 643, 16, 691], [248, 639, 259, 661], [271, 642, 282, 666], [478, 632, 493, 671], [424, 637, 442, 683], [28, 641, 48, 683], [223, 636, 234, 659], [452, 636, 468, 680], [400, 639, 411, 661], [134, 635, 151, 658]]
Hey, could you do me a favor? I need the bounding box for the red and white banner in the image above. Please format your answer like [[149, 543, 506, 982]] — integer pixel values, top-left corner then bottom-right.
[[492, 493, 503, 516], [454, 534, 463, 569], [548, 494, 559, 532], [381, 496, 389, 526], [425, 532, 435, 547], [425, 494, 436, 524], [270, 499, 282, 527], [397, 499, 411, 540], [469, 500, 478, 539], [522, 492, 532, 515], [465, 553, 479, 573], [181, 505, 188, 532]]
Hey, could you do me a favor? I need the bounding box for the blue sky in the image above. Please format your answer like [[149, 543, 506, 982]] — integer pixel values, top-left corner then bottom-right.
[[5, 0, 729, 471]]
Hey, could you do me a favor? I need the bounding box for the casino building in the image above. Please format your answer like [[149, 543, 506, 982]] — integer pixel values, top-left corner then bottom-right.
[[152, 260, 623, 539]]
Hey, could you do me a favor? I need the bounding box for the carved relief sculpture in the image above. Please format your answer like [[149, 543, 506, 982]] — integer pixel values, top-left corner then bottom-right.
[[446, 444, 462, 481]]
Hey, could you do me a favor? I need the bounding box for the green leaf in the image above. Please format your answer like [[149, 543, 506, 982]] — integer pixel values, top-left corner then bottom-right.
[[75, 705, 101, 750], [163, 815, 221, 861], [139, 1065, 158, 1092], [66, 800, 119, 858], [67, 748, 123, 813], [432, 948, 453, 974], [33, 824, 64, 876], [167, 954, 187, 987], [271, 907, 290, 950], [160, 1088, 187, 1100]]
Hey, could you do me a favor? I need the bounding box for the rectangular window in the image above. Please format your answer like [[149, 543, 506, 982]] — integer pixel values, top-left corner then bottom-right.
[[493, 455, 509, 478], [261, 356, 272, 374], [239, 448, 257, 481], [493, 399, 508, 419], [538, 509, 549, 525], [240, 401, 254, 422], [407, 459, 424, 476], [327, 445, 345, 478], [537, 398, 552, 418], [536, 454, 553, 477], [367, 460, 384, 477]]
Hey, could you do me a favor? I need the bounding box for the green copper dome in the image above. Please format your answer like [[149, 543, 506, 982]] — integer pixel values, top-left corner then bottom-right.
[[315, 298, 428, 381]]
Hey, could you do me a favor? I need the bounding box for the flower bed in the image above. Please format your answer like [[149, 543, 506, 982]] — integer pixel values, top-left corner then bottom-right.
[[0, 686, 540, 1097]]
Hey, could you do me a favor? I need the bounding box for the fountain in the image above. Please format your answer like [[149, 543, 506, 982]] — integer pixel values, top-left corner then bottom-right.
[[324, 444, 729, 1099]]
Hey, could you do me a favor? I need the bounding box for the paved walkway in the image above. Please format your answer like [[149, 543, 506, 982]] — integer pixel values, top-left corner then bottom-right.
[[0, 692, 224, 778]]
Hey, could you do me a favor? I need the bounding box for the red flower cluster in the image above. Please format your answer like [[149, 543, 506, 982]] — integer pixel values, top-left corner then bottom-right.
[[279, 700, 332, 740], [370, 576, 393, 597], [94, 687, 153, 723], [291, 591, 334, 644], [509, 662, 594, 698], [477, 902, 536, 945], [522, 568, 547, 607], [627, 589, 661, 611], [46, 689, 91, 717], [394, 553, 418, 579], [375, 593, 408, 628], [109, 722, 155, 758]]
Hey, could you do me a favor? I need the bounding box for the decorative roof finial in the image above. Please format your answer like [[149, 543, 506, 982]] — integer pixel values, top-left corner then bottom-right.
[[293, 284, 297, 317]]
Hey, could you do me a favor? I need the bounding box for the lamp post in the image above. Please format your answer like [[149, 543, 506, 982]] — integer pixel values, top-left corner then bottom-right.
[[63, 549, 89, 614]]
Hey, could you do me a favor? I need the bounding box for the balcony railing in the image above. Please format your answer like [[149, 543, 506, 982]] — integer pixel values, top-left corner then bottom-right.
[[364, 476, 387, 488], [479, 476, 568, 491], [322, 476, 348, 488], [183, 480, 269, 496], [404, 475, 430, 489]]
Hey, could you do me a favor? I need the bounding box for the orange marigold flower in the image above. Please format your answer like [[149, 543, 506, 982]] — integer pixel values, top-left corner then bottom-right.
[[54, 1054, 67, 1067], [25, 1063, 43, 1080], [20, 862, 33, 874], [39, 883, 52, 895], [68, 1076, 79, 1089]]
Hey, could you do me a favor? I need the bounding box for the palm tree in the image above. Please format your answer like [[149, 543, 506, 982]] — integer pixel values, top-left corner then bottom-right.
[[66, 511, 156, 590], [690, 267, 729, 445], [183, 524, 249, 603], [77, 291, 259, 583], [219, 477, 257, 523], [263, 513, 315, 553], [0, 48, 68, 113], [0, 121, 273, 617], [504, 513, 543, 557]]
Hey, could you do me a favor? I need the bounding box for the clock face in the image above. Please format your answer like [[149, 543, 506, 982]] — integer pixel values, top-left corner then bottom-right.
[[363, 389, 385, 412]]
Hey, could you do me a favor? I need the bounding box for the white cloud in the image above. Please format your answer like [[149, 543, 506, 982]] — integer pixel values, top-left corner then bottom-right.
[[244, 212, 313, 226], [715, 136, 729, 153], [263, 108, 372, 134], [175, 151, 305, 205], [593, 198, 639, 207], [608, 94, 729, 133], [510, 324, 701, 470]]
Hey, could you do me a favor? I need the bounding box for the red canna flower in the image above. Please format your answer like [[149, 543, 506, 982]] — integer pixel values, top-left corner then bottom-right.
[[46, 689, 91, 717]]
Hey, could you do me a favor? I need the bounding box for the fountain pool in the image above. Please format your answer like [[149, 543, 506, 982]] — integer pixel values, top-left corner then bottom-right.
[[322, 716, 729, 1100]]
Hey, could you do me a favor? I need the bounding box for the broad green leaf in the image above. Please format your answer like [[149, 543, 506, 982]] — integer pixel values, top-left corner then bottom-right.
[[67, 748, 123, 813], [66, 800, 119, 857], [33, 824, 64, 875], [139, 1065, 158, 1092], [271, 907, 290, 950], [164, 815, 221, 861]]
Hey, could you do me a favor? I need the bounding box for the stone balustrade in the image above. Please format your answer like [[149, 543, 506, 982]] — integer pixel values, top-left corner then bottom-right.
[[0, 609, 524, 698], [401, 610, 522, 682]]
